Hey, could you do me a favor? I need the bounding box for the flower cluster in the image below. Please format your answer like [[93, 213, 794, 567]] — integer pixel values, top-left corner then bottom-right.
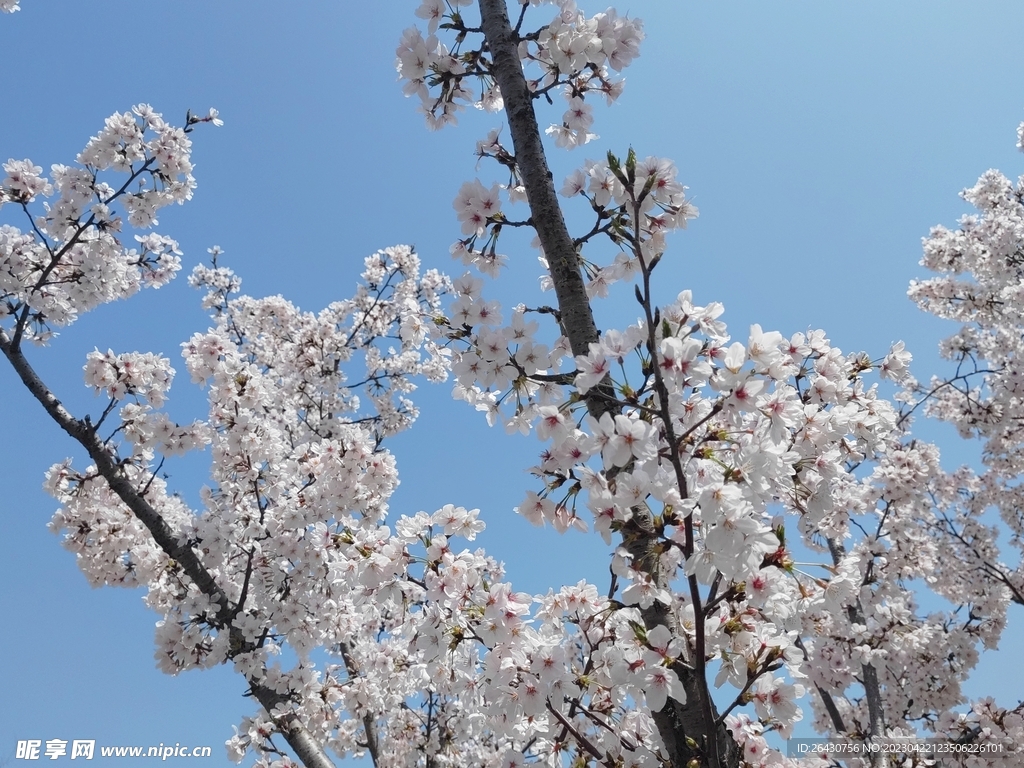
[[45, 244, 458, 766], [397, 1, 642, 133], [433, 164, 949, 764], [897, 128, 1024, 758], [0, 105, 215, 342], [6, 2, 1024, 767], [83, 349, 175, 406], [561, 152, 699, 295], [401, 4, 1024, 767], [529, 7, 643, 148]]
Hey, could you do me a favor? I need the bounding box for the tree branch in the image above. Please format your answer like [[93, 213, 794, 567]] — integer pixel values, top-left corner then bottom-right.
[[828, 538, 884, 767], [477, 0, 599, 365], [250, 683, 338, 768], [476, 3, 738, 765], [0, 327, 338, 768], [338, 641, 380, 768]]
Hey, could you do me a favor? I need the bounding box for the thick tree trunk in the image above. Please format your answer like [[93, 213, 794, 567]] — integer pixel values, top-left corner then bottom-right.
[[476, 3, 739, 766]]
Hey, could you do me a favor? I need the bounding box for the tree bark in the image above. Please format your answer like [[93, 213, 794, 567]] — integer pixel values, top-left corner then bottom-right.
[[476, 0, 599, 363], [251, 684, 339, 768], [476, 3, 739, 766]]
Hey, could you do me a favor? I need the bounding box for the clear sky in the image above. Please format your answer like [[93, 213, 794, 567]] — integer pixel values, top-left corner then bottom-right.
[[2, 1, 1023, 765]]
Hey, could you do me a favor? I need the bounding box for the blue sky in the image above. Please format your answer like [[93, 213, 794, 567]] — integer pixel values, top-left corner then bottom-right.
[[2, 1, 1023, 764]]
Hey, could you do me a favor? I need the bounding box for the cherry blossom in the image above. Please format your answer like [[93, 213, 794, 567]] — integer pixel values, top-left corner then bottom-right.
[[398, 4, 1024, 767], [5, 3, 1024, 768]]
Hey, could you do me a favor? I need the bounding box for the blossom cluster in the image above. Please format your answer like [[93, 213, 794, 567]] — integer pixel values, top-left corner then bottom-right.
[[561, 152, 700, 295], [399, 5, 1024, 767], [431, 161, 960, 766], [0, 105, 214, 342], [46, 244, 460, 765], [5, 2, 1024, 767], [440, 244, 942, 732], [397, 1, 642, 134], [530, 7, 643, 148], [83, 349, 175, 406], [896, 129, 1024, 757]]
